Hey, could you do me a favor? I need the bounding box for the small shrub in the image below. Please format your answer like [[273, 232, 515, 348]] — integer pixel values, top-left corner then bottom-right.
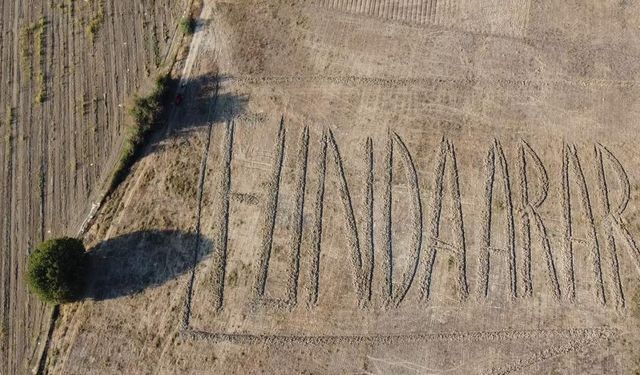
[[27, 237, 87, 304], [180, 17, 196, 35]]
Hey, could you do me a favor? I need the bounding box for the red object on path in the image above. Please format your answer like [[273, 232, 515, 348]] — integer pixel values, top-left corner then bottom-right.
[[175, 94, 183, 106]]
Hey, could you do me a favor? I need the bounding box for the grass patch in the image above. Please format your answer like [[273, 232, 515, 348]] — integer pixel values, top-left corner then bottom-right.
[[0, 314, 8, 345], [19, 26, 32, 78], [166, 159, 198, 201], [180, 16, 196, 35], [38, 166, 46, 203], [7, 107, 14, 125], [4, 107, 15, 152], [108, 73, 172, 193], [34, 17, 47, 104], [20, 18, 47, 103], [55, 0, 75, 16], [152, 24, 161, 67], [86, 1, 104, 44], [0, 319, 6, 339]]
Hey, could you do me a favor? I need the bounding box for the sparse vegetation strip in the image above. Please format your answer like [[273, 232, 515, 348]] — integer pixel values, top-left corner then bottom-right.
[[19, 17, 47, 103], [180, 326, 617, 345], [34, 17, 47, 103], [107, 73, 171, 194], [85, 0, 105, 44]]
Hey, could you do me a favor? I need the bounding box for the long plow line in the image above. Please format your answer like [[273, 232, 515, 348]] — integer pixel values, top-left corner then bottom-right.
[[180, 326, 618, 345]]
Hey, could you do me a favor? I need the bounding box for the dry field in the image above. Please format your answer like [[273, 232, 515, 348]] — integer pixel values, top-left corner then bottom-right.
[[0, 0, 193, 374], [35, 0, 640, 373]]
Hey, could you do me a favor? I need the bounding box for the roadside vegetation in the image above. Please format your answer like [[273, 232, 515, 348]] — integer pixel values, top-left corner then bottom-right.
[[180, 16, 196, 35], [27, 237, 88, 304], [108, 73, 172, 193]]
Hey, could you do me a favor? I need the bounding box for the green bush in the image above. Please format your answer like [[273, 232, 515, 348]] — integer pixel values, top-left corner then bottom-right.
[[27, 237, 87, 304], [180, 17, 196, 35], [108, 73, 171, 192]]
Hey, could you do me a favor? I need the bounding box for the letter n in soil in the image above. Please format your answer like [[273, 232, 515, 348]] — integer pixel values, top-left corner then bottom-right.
[[478, 140, 517, 299]]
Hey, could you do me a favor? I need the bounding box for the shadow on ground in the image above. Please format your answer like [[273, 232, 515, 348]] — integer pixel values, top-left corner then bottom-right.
[[84, 230, 211, 301], [167, 73, 249, 133]]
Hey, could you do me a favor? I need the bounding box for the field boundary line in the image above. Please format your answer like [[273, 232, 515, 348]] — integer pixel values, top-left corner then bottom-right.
[[234, 74, 640, 89], [178, 326, 617, 345]]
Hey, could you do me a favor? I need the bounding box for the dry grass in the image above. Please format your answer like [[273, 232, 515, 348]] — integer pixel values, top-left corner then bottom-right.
[[34, 17, 47, 103], [85, 1, 105, 44]]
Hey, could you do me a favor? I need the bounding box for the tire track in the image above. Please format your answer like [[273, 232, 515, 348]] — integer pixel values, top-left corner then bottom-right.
[[486, 333, 609, 375], [210, 121, 235, 311], [235, 74, 640, 89], [311, 0, 530, 38]]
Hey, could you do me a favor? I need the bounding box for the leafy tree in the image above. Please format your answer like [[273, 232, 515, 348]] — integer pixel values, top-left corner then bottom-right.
[[27, 237, 87, 304]]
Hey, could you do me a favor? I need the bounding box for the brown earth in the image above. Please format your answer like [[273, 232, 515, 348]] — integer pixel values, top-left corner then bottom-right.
[[32, 0, 640, 373]]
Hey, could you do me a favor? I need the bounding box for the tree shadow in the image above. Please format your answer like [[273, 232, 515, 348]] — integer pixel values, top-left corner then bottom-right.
[[105, 72, 248, 195], [83, 230, 211, 301], [165, 73, 249, 133]]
